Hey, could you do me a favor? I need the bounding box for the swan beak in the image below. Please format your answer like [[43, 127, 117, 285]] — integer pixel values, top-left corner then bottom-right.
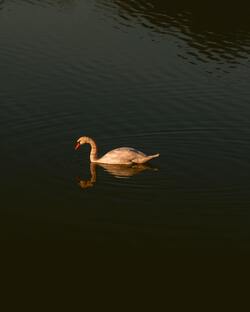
[[75, 142, 81, 150]]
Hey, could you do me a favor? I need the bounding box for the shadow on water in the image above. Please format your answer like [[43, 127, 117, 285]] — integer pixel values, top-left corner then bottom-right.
[[99, 0, 250, 63], [77, 162, 158, 189]]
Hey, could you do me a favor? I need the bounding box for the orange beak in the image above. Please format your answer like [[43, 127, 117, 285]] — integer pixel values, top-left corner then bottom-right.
[[75, 142, 81, 150]]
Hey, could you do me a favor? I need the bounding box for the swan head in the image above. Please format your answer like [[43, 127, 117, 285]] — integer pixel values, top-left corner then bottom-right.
[[75, 136, 91, 150]]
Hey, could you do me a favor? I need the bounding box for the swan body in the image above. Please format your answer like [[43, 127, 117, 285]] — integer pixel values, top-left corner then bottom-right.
[[75, 136, 159, 165]]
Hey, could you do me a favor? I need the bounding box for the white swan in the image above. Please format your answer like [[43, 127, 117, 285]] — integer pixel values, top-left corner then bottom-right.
[[75, 136, 159, 165]]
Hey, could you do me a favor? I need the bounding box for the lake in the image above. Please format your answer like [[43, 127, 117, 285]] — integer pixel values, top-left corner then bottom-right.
[[1, 0, 250, 251]]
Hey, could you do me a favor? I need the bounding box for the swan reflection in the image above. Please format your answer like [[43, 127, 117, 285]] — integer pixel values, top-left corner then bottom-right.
[[77, 162, 157, 189]]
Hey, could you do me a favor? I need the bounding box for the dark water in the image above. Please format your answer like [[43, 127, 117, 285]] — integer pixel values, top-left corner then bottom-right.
[[1, 0, 250, 251]]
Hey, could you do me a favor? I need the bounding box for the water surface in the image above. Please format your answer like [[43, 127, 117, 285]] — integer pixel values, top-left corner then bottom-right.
[[1, 0, 250, 250]]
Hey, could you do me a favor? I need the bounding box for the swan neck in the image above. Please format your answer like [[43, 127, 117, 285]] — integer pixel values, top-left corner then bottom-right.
[[88, 138, 98, 162]]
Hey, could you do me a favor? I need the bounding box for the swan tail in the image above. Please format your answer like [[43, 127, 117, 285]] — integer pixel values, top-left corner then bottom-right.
[[132, 153, 160, 164], [148, 153, 160, 161]]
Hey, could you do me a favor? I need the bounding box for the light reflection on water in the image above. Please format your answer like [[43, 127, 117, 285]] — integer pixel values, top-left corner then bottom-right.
[[77, 162, 156, 189], [98, 0, 250, 68]]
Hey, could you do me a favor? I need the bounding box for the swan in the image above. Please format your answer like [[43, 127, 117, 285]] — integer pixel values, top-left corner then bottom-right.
[[75, 136, 159, 165]]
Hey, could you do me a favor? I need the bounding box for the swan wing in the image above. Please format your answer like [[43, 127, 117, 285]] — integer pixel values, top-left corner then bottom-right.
[[97, 147, 146, 164]]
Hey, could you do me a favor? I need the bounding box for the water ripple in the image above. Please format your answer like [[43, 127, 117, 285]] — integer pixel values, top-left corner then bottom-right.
[[97, 0, 250, 67], [8, 0, 77, 10]]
